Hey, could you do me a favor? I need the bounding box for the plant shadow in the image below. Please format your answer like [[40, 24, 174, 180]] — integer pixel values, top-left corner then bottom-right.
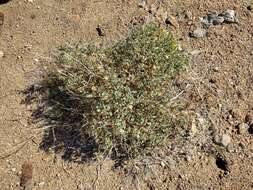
[[0, 0, 10, 5], [22, 82, 98, 163]]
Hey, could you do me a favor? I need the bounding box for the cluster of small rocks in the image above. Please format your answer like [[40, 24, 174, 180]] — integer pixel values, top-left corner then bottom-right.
[[190, 10, 238, 38], [201, 10, 238, 27]]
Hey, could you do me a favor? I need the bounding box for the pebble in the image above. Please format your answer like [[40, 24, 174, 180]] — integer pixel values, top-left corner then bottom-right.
[[227, 144, 234, 153], [138, 0, 146, 8], [219, 10, 237, 23], [77, 183, 85, 190], [96, 25, 105, 37], [0, 50, 4, 58], [190, 49, 202, 56], [221, 134, 231, 147], [245, 113, 253, 124], [238, 123, 249, 134], [167, 157, 176, 170], [165, 15, 179, 28], [38, 182, 45, 187], [184, 10, 193, 20], [190, 28, 207, 38], [149, 4, 158, 15], [214, 134, 231, 147], [34, 58, 39, 63], [191, 120, 198, 135], [160, 161, 166, 167], [213, 67, 219, 72], [177, 44, 183, 51], [186, 155, 192, 162]]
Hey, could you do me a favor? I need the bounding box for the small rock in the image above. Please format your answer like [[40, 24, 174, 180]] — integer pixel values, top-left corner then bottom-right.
[[219, 10, 237, 23], [190, 49, 202, 56], [227, 144, 234, 153], [213, 67, 219, 72], [160, 161, 166, 167], [0, 50, 4, 58], [167, 157, 176, 170], [245, 113, 253, 124], [184, 10, 193, 20], [165, 15, 179, 28], [177, 44, 183, 51], [186, 155, 192, 162], [191, 119, 198, 135], [214, 135, 221, 144], [96, 25, 105, 37], [77, 183, 84, 190], [190, 28, 207, 38], [34, 58, 39, 63], [214, 134, 231, 147], [247, 5, 252, 11], [149, 4, 158, 15], [221, 134, 231, 147], [138, 0, 146, 8], [238, 123, 249, 134], [38, 182, 45, 187]]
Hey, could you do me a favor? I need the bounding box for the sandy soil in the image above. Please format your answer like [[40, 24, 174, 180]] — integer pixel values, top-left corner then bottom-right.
[[0, 0, 252, 189]]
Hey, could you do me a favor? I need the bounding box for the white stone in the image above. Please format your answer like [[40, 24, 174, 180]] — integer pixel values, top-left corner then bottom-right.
[[221, 134, 231, 147], [238, 123, 249, 134], [191, 28, 207, 38]]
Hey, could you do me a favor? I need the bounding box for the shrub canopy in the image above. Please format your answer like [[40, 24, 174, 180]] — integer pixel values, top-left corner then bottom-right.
[[46, 24, 187, 160]]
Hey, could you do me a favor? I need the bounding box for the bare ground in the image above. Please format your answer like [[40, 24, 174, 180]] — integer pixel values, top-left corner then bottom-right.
[[0, 0, 253, 189]]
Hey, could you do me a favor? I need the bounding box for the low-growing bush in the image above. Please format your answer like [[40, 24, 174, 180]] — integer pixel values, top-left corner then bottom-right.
[[40, 24, 187, 161]]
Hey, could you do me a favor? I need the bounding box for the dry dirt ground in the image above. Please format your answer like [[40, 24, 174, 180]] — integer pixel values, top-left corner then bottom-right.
[[0, 0, 253, 190]]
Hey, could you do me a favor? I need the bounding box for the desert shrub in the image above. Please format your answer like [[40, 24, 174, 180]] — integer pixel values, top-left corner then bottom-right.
[[43, 24, 187, 160]]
